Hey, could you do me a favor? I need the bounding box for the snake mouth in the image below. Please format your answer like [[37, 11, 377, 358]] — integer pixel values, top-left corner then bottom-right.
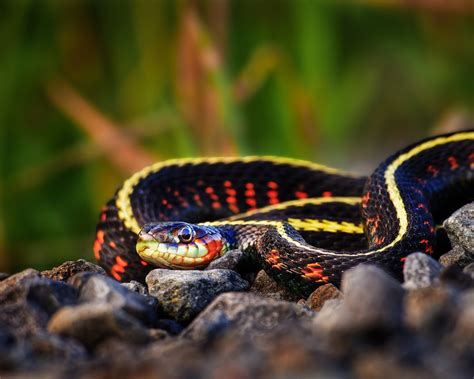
[[136, 225, 227, 269]]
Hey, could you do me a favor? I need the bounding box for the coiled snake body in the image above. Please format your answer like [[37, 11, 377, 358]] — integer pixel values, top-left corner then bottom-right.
[[94, 131, 474, 296]]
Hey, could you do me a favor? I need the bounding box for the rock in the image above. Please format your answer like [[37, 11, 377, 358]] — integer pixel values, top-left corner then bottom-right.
[[440, 203, 474, 269], [28, 331, 87, 363], [69, 273, 158, 325], [341, 265, 404, 331], [0, 268, 41, 293], [463, 262, 474, 279], [404, 286, 456, 335], [0, 327, 29, 371], [183, 292, 314, 343], [439, 248, 474, 268], [205, 249, 246, 271], [0, 278, 77, 337], [449, 293, 474, 352], [121, 280, 149, 296], [403, 252, 443, 290], [250, 270, 301, 302], [42, 259, 106, 282], [439, 265, 474, 290], [146, 269, 249, 323], [314, 265, 404, 335], [48, 303, 152, 350], [443, 202, 474, 255], [307, 283, 343, 311]]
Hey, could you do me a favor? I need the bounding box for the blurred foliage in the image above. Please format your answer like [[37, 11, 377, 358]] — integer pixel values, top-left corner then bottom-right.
[[0, 0, 473, 272]]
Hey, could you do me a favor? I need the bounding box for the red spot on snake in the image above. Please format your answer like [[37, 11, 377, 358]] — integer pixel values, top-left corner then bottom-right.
[[246, 198, 257, 208], [224, 180, 232, 188], [245, 182, 254, 189], [140, 260, 148, 266], [417, 203, 427, 211], [469, 153, 474, 168], [361, 192, 370, 209], [205, 187, 214, 194], [226, 196, 237, 204], [193, 194, 203, 205], [111, 256, 129, 279], [267, 190, 279, 205], [245, 189, 256, 197], [108, 241, 117, 249], [225, 188, 237, 196], [212, 201, 221, 209], [93, 230, 105, 260], [426, 165, 439, 177], [197, 180, 204, 186], [267, 181, 278, 189], [110, 271, 121, 281], [419, 239, 433, 255], [448, 156, 459, 170], [266, 249, 282, 269], [322, 191, 332, 197], [100, 212, 106, 222], [295, 191, 308, 199], [301, 263, 329, 282], [400, 257, 407, 262], [229, 205, 240, 214], [116, 256, 128, 267], [162, 199, 168, 205], [374, 236, 385, 245], [423, 220, 435, 233], [173, 190, 180, 197]]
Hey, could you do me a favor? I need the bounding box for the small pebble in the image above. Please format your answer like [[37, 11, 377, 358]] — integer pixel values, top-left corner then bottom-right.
[[250, 270, 301, 302], [403, 252, 442, 290], [42, 259, 106, 282], [48, 303, 152, 350], [146, 269, 249, 323], [307, 283, 343, 311]]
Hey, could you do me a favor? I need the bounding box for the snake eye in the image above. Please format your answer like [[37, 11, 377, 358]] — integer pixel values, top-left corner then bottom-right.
[[178, 225, 194, 243]]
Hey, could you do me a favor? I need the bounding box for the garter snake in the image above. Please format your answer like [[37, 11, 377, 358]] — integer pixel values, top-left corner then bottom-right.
[[94, 131, 474, 296]]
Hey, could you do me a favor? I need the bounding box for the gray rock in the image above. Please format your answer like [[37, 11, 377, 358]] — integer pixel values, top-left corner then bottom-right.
[[183, 292, 314, 342], [0, 278, 77, 337], [448, 292, 474, 352], [403, 252, 443, 290], [0, 268, 41, 293], [0, 327, 29, 371], [28, 331, 87, 363], [439, 247, 474, 268], [439, 265, 474, 290], [42, 259, 106, 282], [146, 269, 249, 323], [315, 265, 404, 334], [342, 265, 404, 329], [404, 286, 456, 334], [48, 303, 152, 350], [205, 249, 246, 271], [69, 273, 157, 325], [463, 262, 474, 279], [307, 283, 343, 311], [443, 202, 474, 255], [250, 270, 301, 302], [121, 280, 149, 296]]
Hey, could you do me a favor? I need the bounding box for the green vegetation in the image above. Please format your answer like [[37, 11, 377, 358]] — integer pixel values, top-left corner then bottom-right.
[[0, 0, 473, 272]]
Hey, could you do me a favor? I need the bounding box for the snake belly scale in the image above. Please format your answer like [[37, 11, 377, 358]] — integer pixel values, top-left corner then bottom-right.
[[93, 131, 474, 296]]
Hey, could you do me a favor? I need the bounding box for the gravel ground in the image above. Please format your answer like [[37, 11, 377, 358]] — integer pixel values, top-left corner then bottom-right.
[[0, 203, 473, 379]]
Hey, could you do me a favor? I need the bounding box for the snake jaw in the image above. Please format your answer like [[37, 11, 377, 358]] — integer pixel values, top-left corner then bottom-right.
[[136, 222, 231, 269]]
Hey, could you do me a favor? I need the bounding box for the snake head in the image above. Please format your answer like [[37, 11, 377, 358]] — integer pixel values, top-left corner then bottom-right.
[[136, 222, 232, 269]]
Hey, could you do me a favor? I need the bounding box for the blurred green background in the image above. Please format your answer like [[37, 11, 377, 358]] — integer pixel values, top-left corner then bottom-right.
[[1, 0, 473, 273]]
